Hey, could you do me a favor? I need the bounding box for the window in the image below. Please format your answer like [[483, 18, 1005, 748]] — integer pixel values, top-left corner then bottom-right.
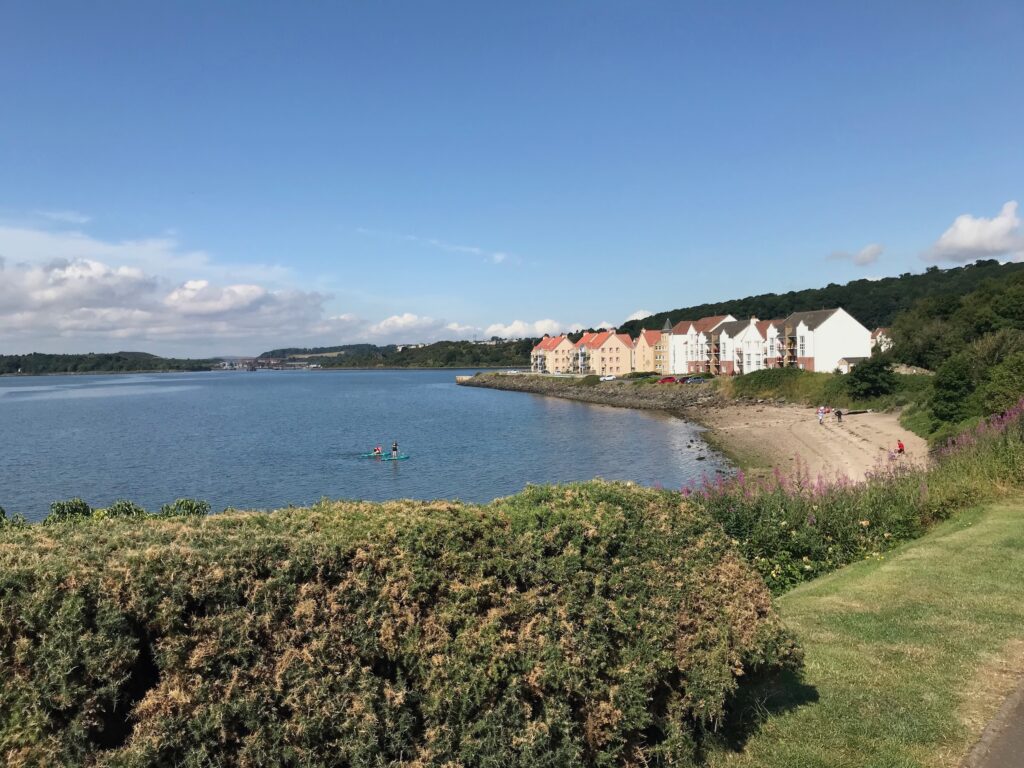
[[799, 335, 806, 357], [746, 353, 751, 368]]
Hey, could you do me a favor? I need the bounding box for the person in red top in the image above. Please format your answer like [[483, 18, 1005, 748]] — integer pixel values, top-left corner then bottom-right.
[[896, 439, 905, 454]]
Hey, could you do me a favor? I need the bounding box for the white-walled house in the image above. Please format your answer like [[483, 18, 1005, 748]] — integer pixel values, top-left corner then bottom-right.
[[708, 319, 749, 375], [760, 320, 786, 368], [669, 315, 735, 374], [781, 308, 872, 372]]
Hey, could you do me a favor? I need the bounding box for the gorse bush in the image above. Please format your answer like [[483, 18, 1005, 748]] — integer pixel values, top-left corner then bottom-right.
[[44, 497, 92, 524], [99, 500, 148, 519], [36, 498, 212, 524], [157, 498, 211, 517], [0, 483, 800, 767]]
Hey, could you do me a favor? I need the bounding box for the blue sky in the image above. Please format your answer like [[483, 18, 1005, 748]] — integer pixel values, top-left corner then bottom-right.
[[1, 1, 1022, 355]]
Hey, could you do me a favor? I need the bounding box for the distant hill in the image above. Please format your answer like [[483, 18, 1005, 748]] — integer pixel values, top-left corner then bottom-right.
[[258, 339, 534, 368], [258, 344, 382, 359], [619, 260, 1024, 335], [0, 351, 218, 375]]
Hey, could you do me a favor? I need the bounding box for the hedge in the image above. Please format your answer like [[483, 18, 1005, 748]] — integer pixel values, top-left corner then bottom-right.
[[0, 482, 800, 767]]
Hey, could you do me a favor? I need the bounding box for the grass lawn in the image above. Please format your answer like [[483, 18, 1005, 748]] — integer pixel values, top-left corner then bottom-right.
[[705, 499, 1024, 768]]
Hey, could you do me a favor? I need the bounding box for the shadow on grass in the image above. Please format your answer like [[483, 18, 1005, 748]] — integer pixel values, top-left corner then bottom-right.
[[701, 669, 820, 759]]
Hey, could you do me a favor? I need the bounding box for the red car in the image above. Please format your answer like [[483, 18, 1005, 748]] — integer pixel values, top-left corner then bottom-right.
[[657, 376, 677, 384]]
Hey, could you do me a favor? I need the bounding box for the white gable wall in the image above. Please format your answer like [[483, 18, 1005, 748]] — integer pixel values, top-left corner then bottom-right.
[[812, 308, 872, 372], [668, 328, 693, 375]]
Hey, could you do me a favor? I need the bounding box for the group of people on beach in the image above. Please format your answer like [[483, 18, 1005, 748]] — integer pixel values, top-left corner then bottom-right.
[[815, 406, 907, 460], [816, 405, 843, 425]]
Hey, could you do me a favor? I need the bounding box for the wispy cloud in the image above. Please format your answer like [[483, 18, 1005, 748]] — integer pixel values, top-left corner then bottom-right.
[[484, 319, 563, 338], [625, 309, 654, 322], [357, 227, 517, 265], [33, 209, 92, 225], [828, 243, 883, 266], [923, 200, 1024, 263]]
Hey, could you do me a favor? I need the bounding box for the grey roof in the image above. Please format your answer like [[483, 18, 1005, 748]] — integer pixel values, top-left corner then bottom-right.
[[783, 308, 839, 331], [839, 356, 870, 364], [662, 318, 673, 332], [714, 319, 752, 337]]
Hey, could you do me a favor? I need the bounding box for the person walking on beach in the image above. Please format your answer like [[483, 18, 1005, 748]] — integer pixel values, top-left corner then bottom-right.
[[391, 440, 399, 458], [817, 406, 825, 425], [835, 408, 843, 424]]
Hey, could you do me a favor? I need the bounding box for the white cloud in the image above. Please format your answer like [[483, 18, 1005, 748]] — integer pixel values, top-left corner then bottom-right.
[[0, 223, 290, 285], [828, 243, 883, 266], [0, 217, 558, 354], [34, 210, 92, 225], [357, 227, 517, 266], [164, 280, 267, 315], [625, 309, 653, 322], [484, 319, 562, 338], [595, 320, 614, 330], [924, 201, 1024, 263], [364, 313, 481, 342]]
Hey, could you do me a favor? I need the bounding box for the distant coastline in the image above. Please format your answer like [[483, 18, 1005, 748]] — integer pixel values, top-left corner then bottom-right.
[[0, 365, 514, 377]]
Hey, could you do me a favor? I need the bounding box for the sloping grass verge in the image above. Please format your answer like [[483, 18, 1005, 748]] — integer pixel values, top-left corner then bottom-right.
[[704, 499, 1024, 768], [685, 398, 1024, 593]]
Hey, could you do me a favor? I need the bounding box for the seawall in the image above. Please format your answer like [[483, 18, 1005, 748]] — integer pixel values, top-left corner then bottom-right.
[[456, 372, 723, 416]]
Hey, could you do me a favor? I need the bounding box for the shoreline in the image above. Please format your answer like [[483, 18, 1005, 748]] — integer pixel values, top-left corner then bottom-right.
[[459, 373, 928, 481], [0, 365, 517, 378]]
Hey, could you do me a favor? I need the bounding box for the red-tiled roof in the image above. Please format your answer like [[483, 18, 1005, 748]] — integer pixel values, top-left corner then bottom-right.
[[638, 329, 661, 346], [532, 334, 569, 352], [616, 333, 635, 348], [671, 320, 695, 335], [754, 319, 784, 338], [575, 331, 602, 349], [694, 315, 731, 333]]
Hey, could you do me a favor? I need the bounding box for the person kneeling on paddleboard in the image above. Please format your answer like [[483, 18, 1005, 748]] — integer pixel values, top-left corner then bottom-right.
[[373, 445, 382, 456]]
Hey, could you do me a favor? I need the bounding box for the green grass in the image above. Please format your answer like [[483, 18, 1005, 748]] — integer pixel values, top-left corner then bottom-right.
[[704, 499, 1024, 768]]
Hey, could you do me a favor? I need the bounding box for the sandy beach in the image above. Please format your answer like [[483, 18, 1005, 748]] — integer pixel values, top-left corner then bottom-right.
[[459, 373, 929, 482], [698, 402, 928, 481]]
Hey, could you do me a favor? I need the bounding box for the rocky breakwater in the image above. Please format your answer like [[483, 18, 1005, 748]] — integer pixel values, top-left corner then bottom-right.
[[457, 372, 723, 417]]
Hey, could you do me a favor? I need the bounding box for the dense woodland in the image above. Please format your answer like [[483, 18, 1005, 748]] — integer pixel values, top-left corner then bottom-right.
[[259, 339, 535, 368], [0, 352, 216, 375], [620, 259, 1024, 335], [889, 270, 1024, 440]]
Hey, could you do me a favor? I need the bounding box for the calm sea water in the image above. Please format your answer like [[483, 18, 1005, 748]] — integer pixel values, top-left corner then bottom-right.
[[0, 370, 729, 521]]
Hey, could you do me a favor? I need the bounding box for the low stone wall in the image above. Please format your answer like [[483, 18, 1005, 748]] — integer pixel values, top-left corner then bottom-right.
[[456, 372, 723, 415]]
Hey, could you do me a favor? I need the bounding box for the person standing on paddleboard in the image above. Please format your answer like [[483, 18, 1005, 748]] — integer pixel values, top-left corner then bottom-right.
[[391, 441, 399, 458]]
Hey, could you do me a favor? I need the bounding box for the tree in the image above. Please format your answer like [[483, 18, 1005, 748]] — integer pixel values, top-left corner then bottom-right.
[[980, 351, 1024, 414], [845, 356, 897, 399], [930, 353, 978, 424]]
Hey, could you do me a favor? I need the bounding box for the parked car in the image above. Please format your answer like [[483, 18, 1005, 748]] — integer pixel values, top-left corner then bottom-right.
[[684, 377, 706, 384], [599, 375, 616, 381], [657, 376, 677, 384], [505, 370, 520, 374]]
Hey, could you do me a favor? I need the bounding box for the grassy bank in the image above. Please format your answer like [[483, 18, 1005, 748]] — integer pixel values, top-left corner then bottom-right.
[[704, 498, 1024, 768], [685, 398, 1024, 594], [715, 367, 932, 415]]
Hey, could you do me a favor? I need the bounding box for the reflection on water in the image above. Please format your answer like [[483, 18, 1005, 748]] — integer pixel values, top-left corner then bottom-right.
[[0, 370, 731, 521]]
